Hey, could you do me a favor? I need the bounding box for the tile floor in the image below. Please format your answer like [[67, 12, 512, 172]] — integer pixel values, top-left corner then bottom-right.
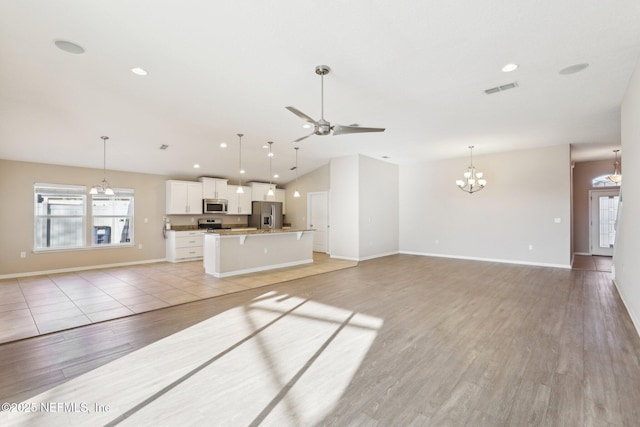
[[0, 254, 356, 344]]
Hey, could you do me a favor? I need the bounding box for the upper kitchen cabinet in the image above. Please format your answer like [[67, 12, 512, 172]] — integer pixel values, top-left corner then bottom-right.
[[199, 177, 228, 199], [226, 185, 252, 215], [166, 180, 203, 214], [250, 182, 276, 202]]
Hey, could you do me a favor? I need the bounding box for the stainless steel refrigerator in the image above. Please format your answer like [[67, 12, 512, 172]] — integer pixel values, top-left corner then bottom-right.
[[249, 201, 283, 230]]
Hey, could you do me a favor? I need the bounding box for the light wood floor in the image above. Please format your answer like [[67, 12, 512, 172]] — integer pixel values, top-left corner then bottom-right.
[[0, 253, 356, 344], [1, 255, 639, 426], [572, 254, 613, 272]]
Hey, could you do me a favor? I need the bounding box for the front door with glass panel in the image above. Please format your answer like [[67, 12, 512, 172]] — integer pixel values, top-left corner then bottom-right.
[[589, 189, 620, 256]]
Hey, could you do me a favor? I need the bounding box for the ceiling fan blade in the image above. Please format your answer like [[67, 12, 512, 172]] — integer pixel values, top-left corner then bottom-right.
[[291, 132, 315, 144], [286, 106, 317, 124], [332, 124, 386, 136]]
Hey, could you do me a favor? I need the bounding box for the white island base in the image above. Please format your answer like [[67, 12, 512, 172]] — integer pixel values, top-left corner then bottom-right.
[[203, 230, 314, 278]]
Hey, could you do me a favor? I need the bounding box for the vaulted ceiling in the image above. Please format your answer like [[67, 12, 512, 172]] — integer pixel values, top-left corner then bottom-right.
[[1, 1, 639, 185]]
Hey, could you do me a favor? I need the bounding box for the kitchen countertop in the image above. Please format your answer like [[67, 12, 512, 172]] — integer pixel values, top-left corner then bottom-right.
[[205, 228, 313, 236]]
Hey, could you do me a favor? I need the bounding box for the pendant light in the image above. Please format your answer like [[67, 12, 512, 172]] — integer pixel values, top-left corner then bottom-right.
[[90, 136, 114, 196], [607, 149, 622, 183], [456, 145, 487, 194], [267, 141, 275, 196], [293, 147, 301, 198], [236, 133, 244, 194]]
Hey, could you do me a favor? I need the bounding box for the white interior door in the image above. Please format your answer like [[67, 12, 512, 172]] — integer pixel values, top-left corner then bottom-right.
[[589, 189, 620, 256], [308, 192, 329, 253]]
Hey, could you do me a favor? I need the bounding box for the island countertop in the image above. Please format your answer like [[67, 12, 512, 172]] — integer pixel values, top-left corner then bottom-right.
[[204, 228, 314, 236]]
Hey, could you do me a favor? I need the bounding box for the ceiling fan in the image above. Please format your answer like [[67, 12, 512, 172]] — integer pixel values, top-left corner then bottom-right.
[[286, 65, 385, 143]]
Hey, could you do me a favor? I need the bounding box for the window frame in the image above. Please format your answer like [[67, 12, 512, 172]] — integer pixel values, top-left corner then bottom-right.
[[90, 188, 135, 247], [33, 183, 135, 252], [34, 183, 87, 252]]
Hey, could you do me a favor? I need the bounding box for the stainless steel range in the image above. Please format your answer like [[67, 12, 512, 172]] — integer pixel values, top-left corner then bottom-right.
[[197, 218, 231, 231]]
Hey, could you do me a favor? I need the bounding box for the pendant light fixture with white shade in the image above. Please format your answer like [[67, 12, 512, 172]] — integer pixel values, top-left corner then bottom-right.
[[90, 136, 114, 196], [607, 149, 622, 184], [455, 145, 487, 194], [236, 133, 244, 194], [293, 146, 301, 198], [267, 141, 275, 196]]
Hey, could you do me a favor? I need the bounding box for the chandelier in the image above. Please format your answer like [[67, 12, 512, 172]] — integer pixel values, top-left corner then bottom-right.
[[607, 149, 622, 183], [456, 145, 486, 194], [90, 136, 114, 196]]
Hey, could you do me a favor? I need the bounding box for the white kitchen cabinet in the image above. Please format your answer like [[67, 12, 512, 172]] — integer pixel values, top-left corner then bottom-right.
[[226, 185, 252, 214], [275, 189, 286, 215], [199, 177, 228, 199], [166, 230, 203, 262], [250, 182, 276, 202], [166, 180, 203, 214]]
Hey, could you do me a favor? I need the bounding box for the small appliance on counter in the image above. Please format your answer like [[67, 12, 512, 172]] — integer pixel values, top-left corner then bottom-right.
[[198, 218, 231, 231], [249, 201, 283, 230]]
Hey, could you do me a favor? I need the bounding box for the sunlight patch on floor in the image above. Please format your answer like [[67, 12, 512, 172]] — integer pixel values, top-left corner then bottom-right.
[[2, 291, 381, 426]]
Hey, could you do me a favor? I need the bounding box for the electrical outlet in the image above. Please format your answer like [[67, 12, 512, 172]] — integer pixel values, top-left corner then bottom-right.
[[528, 244, 534, 251], [264, 248, 268, 254], [20, 251, 26, 258], [138, 244, 143, 249]]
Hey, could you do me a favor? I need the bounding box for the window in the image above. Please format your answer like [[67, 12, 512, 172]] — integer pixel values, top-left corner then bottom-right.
[[34, 184, 86, 250], [91, 189, 134, 246], [34, 183, 135, 251]]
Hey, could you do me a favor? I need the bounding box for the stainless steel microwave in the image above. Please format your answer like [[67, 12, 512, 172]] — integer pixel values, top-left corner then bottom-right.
[[203, 199, 228, 214]]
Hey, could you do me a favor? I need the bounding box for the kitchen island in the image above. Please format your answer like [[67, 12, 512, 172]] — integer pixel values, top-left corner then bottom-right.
[[203, 229, 314, 277]]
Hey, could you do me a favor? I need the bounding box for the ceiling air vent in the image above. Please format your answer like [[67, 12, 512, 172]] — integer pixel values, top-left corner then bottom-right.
[[484, 81, 519, 95], [159, 144, 169, 150]]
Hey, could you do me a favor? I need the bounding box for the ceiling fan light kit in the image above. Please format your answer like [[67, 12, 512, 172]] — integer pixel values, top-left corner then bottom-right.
[[286, 65, 385, 144]]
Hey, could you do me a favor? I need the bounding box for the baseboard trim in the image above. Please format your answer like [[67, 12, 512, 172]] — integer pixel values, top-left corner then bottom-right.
[[205, 259, 313, 278], [612, 278, 640, 339], [329, 251, 399, 262], [399, 251, 571, 269], [0, 258, 168, 280]]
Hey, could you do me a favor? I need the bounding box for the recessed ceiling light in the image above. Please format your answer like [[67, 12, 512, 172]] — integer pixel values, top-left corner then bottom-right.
[[262, 145, 269, 149], [501, 63, 518, 72], [130, 67, 148, 76], [220, 142, 227, 148], [240, 169, 245, 174], [193, 164, 200, 169], [54, 40, 85, 54], [302, 124, 312, 129], [273, 174, 279, 178], [559, 63, 589, 75]]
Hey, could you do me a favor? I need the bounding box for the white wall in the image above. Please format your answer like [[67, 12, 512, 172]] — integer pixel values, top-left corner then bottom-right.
[[330, 155, 399, 261], [399, 144, 572, 267], [283, 164, 329, 229], [358, 155, 399, 260], [330, 156, 360, 259], [615, 57, 640, 334]]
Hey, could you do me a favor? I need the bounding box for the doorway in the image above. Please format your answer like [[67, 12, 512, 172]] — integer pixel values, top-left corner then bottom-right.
[[307, 191, 329, 253], [589, 189, 620, 256]]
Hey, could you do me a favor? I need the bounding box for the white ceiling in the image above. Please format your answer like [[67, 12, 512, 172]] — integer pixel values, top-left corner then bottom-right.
[[1, 1, 639, 185]]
